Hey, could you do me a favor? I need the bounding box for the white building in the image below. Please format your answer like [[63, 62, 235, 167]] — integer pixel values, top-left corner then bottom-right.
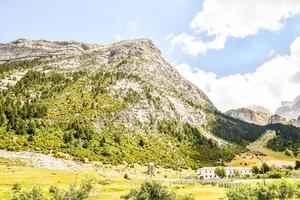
[[197, 167, 253, 179]]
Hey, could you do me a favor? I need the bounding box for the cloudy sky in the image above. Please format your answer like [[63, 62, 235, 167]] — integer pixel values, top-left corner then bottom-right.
[[1, 0, 300, 113]]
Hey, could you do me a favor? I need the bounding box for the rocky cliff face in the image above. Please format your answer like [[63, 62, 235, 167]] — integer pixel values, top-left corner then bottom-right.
[[226, 108, 271, 125], [0, 39, 102, 64], [276, 95, 300, 121], [225, 107, 291, 126]]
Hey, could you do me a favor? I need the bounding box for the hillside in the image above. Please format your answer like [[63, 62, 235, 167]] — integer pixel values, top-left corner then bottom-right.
[[0, 38, 300, 169], [230, 131, 297, 167]]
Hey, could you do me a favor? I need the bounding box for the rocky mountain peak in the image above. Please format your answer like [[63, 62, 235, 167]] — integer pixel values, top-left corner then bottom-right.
[[0, 38, 102, 64], [225, 105, 294, 126], [246, 105, 271, 115], [276, 95, 300, 120], [111, 38, 160, 54], [226, 107, 271, 125]]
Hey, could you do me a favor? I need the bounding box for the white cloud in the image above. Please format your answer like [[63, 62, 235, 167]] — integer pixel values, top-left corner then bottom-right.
[[170, 33, 208, 56], [169, 0, 300, 55], [175, 36, 300, 113], [269, 49, 275, 56]]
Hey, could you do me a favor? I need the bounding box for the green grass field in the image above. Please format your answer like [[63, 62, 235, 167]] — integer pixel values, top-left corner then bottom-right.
[[230, 131, 299, 167], [0, 163, 226, 200]]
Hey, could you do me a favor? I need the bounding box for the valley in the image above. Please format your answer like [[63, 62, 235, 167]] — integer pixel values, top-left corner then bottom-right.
[[0, 157, 225, 200], [230, 131, 298, 167]]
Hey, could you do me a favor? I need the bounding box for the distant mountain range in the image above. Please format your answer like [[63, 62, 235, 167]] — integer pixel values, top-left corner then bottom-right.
[[226, 107, 288, 126], [226, 99, 300, 127], [276, 95, 300, 122]]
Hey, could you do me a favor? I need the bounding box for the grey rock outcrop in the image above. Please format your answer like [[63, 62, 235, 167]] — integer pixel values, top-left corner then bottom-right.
[[226, 106, 292, 126], [226, 108, 271, 125], [276, 95, 300, 121], [0, 38, 102, 64]]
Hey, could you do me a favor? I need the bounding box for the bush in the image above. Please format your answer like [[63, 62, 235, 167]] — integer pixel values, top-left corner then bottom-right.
[[260, 163, 271, 173], [295, 182, 300, 198], [215, 167, 226, 179], [285, 150, 292, 157], [252, 166, 260, 175], [295, 160, 300, 170], [271, 179, 294, 199], [49, 176, 95, 200], [122, 181, 194, 200], [226, 179, 295, 200], [124, 173, 130, 180], [269, 170, 283, 179], [10, 186, 44, 200], [10, 176, 96, 200], [226, 185, 255, 200]]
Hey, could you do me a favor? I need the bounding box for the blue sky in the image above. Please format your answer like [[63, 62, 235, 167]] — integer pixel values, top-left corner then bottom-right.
[[0, 0, 299, 76], [1, 0, 300, 112], [0, 0, 199, 65]]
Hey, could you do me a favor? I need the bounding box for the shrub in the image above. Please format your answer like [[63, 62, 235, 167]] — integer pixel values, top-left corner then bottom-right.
[[10, 176, 96, 200], [49, 175, 96, 200], [295, 182, 300, 198], [226, 179, 295, 200], [269, 170, 283, 179], [226, 184, 255, 200], [10, 186, 44, 200], [124, 173, 130, 180], [260, 163, 271, 173], [233, 169, 240, 177], [285, 150, 292, 157], [122, 181, 194, 200], [138, 138, 145, 147], [12, 183, 22, 193], [295, 160, 300, 170], [215, 167, 226, 179], [252, 166, 260, 175], [272, 179, 294, 199]]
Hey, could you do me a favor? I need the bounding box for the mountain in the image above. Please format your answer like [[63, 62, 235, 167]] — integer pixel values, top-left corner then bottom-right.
[[1, 38, 300, 168], [0, 39, 101, 64], [225, 106, 289, 126], [226, 107, 271, 125], [247, 105, 271, 114], [276, 95, 300, 121], [0, 38, 236, 169]]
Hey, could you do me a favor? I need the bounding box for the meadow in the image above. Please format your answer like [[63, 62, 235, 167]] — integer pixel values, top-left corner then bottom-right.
[[0, 159, 226, 200]]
